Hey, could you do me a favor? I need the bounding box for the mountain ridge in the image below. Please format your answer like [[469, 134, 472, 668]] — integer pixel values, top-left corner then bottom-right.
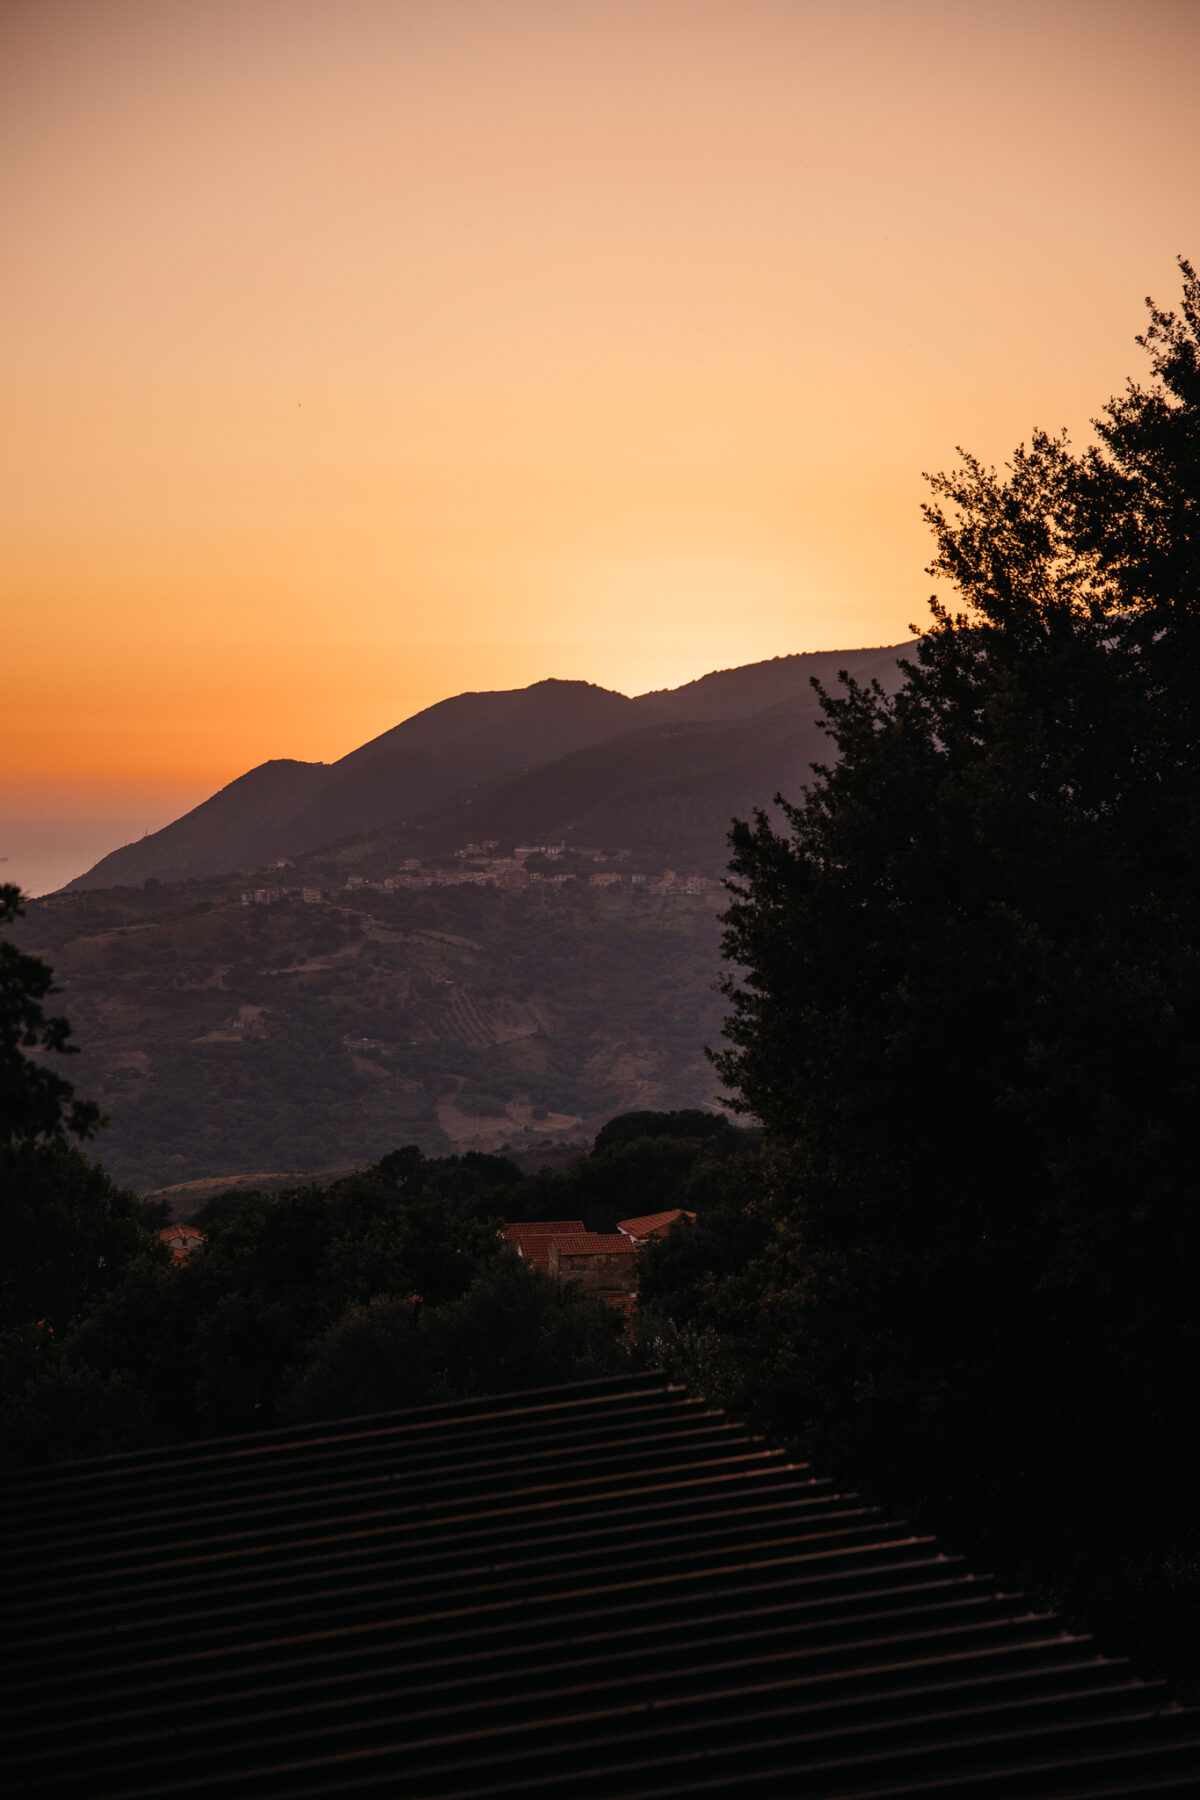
[[68, 641, 916, 890]]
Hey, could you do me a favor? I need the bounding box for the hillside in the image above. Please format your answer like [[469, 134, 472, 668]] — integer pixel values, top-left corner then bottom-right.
[[637, 640, 912, 722], [16, 877, 730, 1195], [29, 639, 916, 1194], [78, 758, 328, 887], [68, 642, 913, 889], [458, 695, 837, 867]]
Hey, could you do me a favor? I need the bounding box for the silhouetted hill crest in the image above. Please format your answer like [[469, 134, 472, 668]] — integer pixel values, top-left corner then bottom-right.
[[68, 642, 914, 888]]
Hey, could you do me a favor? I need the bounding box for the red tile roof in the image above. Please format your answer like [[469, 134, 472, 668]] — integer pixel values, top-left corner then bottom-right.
[[599, 1289, 638, 1314], [552, 1234, 636, 1258], [500, 1221, 588, 1268], [160, 1225, 206, 1262], [617, 1209, 696, 1240], [500, 1221, 586, 1239]]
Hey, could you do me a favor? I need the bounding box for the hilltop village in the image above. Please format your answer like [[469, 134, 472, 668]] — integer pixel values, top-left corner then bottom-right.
[[235, 840, 720, 907]]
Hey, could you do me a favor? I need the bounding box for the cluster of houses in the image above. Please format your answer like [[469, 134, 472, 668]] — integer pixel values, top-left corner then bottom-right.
[[237, 885, 323, 906], [159, 1209, 696, 1310], [500, 1209, 695, 1312], [344, 862, 716, 897], [228, 843, 717, 904]]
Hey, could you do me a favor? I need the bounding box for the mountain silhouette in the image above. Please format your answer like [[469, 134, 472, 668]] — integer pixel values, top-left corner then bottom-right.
[[68, 643, 914, 889], [459, 696, 841, 867]]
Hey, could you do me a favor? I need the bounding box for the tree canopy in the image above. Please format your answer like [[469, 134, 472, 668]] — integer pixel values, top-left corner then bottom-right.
[[1, 883, 101, 1144], [690, 259, 1200, 1681]]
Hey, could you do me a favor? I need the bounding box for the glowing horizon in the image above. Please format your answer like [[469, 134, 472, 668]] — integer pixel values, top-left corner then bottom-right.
[[3, 0, 1199, 894]]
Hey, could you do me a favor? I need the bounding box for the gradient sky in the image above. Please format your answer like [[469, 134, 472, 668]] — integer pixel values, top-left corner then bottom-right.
[[3, 0, 1199, 892]]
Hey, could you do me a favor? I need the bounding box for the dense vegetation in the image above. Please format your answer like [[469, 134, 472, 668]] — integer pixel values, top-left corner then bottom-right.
[[639, 260, 1200, 1692], [1, 883, 100, 1144], [1, 826, 749, 1462], [0, 1085, 758, 1472]]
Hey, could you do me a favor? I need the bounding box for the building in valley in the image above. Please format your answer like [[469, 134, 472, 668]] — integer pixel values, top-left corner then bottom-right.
[[617, 1208, 696, 1245], [161, 1224, 205, 1262], [500, 1221, 587, 1270], [546, 1233, 637, 1296], [502, 1219, 638, 1306]]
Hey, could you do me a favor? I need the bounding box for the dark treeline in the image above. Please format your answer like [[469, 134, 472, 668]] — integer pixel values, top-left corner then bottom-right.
[[0, 1100, 757, 1470], [641, 259, 1200, 1697]]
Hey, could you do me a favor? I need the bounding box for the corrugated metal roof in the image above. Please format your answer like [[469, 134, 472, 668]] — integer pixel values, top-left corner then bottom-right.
[[2, 1372, 1198, 1797]]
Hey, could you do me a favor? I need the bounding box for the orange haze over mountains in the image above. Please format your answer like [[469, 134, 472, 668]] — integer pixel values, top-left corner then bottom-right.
[[3, 0, 1198, 893]]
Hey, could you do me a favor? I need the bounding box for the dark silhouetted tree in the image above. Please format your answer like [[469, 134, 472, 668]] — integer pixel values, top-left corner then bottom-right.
[[706, 259, 1200, 1677], [1, 884, 101, 1143]]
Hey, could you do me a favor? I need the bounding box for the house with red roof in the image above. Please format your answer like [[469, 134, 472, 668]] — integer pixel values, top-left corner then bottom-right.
[[617, 1208, 695, 1245], [546, 1233, 637, 1295], [160, 1224, 205, 1262], [502, 1212, 698, 1305], [499, 1221, 587, 1270], [501, 1219, 638, 1303]]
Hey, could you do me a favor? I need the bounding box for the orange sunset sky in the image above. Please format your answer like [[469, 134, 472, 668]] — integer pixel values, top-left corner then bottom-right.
[[3, 0, 1199, 893]]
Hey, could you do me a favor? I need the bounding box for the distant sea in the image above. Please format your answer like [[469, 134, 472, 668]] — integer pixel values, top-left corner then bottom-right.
[[0, 809, 178, 899]]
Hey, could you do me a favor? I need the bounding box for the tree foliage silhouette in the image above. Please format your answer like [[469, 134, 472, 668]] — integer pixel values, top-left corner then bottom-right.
[[1, 883, 102, 1144], [707, 259, 1200, 1674]]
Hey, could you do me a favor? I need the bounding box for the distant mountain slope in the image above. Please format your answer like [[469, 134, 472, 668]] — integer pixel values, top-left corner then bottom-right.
[[440, 645, 916, 868], [466, 701, 828, 866], [70, 680, 649, 889], [70, 759, 328, 890], [276, 680, 653, 856], [68, 643, 915, 889], [632, 641, 912, 722]]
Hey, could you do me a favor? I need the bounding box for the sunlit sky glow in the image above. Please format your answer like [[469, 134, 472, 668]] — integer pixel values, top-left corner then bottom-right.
[[3, 0, 1199, 890]]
